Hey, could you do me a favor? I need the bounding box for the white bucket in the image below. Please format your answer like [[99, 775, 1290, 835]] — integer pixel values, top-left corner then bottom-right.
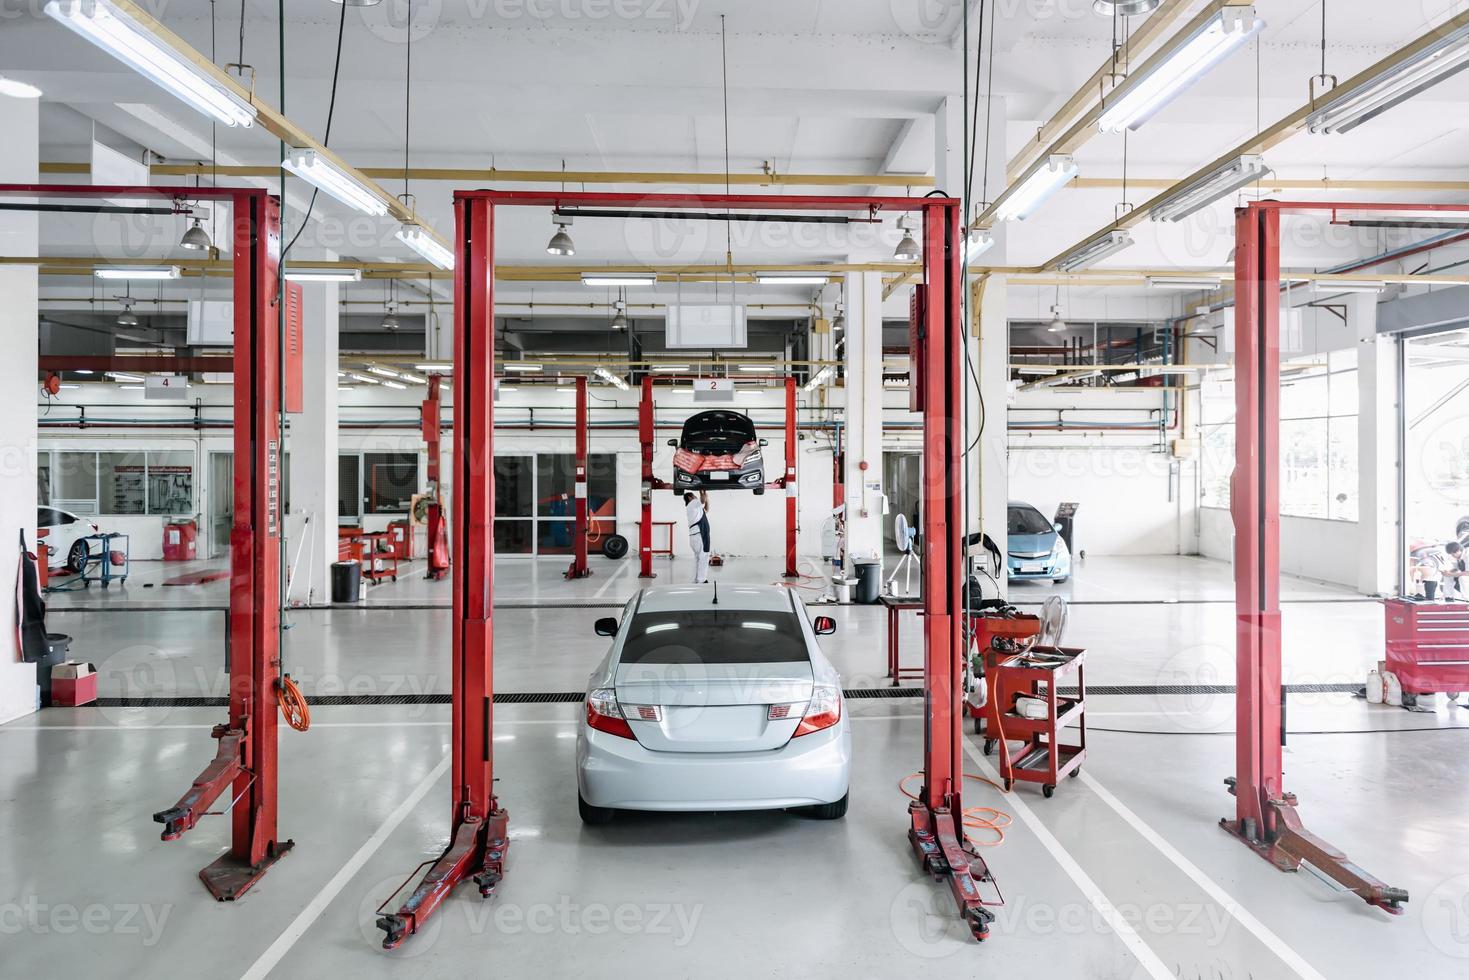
[[834, 579, 854, 604]]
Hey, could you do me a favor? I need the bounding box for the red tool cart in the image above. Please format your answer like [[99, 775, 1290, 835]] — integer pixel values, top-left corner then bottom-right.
[[980, 646, 1087, 797], [1385, 598, 1469, 696]]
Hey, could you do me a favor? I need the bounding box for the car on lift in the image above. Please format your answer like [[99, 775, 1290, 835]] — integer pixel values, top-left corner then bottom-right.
[[669, 409, 767, 494], [1006, 500, 1071, 584], [37, 505, 101, 572], [576, 584, 850, 823]]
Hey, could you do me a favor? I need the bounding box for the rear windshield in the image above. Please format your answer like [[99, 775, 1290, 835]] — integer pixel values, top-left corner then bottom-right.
[[619, 609, 809, 665], [1008, 505, 1052, 535]]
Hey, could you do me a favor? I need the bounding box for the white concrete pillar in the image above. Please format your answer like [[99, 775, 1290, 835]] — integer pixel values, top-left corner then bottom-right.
[[0, 93, 39, 723], [842, 271, 884, 566], [1353, 295, 1397, 595], [286, 278, 339, 605]]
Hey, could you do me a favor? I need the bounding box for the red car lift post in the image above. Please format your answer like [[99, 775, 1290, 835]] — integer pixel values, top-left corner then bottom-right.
[[379, 189, 989, 949], [423, 374, 450, 580], [565, 375, 592, 579], [1225, 200, 1408, 915], [780, 375, 798, 578], [0, 183, 298, 899], [379, 194, 509, 949]]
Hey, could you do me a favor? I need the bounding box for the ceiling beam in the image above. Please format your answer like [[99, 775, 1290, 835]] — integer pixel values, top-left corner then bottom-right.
[[38, 161, 940, 188], [1033, 7, 1469, 272]]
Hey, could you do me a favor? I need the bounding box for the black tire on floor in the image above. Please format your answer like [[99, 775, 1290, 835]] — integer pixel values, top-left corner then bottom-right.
[[753, 486, 765, 496], [67, 539, 87, 573], [601, 534, 629, 560], [578, 791, 615, 825], [806, 792, 848, 820]]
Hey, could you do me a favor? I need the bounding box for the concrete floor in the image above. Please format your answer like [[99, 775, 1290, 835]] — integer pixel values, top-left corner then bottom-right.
[[7, 553, 1469, 977]]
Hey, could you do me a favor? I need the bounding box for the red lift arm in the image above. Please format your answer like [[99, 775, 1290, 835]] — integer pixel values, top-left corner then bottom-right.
[[0, 183, 295, 900], [380, 190, 982, 950], [565, 375, 592, 579], [1224, 200, 1408, 915]]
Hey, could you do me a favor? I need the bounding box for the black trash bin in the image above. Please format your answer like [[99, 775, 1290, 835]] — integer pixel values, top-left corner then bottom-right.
[[38, 633, 71, 707], [331, 560, 362, 604], [855, 561, 882, 604]]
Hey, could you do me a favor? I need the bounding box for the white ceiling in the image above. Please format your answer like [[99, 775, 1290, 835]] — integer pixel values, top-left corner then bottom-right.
[[7, 0, 1469, 310]]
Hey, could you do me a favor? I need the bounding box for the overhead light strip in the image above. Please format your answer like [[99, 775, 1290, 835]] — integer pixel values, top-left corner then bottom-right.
[[1149, 154, 1271, 222], [992, 155, 1079, 222], [395, 223, 454, 270], [283, 148, 389, 216], [1097, 5, 1263, 133], [1308, 21, 1469, 135], [44, 0, 256, 128], [1056, 230, 1135, 272]]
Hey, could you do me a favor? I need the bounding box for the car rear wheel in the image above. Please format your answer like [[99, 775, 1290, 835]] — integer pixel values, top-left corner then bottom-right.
[[578, 791, 615, 825], [805, 792, 848, 820], [753, 486, 765, 495], [67, 539, 88, 573]]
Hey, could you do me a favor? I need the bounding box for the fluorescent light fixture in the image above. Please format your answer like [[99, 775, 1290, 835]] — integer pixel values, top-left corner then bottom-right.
[[415, 363, 451, 372], [754, 272, 832, 285], [45, 0, 256, 127], [396, 223, 454, 270], [382, 380, 407, 390], [282, 147, 389, 216], [400, 373, 427, 385], [0, 77, 42, 98], [106, 372, 144, 382], [994, 155, 1079, 222], [1056, 229, 1134, 272], [348, 373, 381, 384], [74, 369, 94, 376], [95, 266, 180, 280], [1097, 6, 1262, 133], [651, 364, 688, 373], [737, 363, 772, 372], [594, 367, 630, 391], [504, 362, 542, 372], [59, 383, 81, 390], [1308, 21, 1469, 135], [555, 387, 576, 393], [366, 366, 401, 379], [1146, 275, 1224, 290], [338, 385, 353, 392], [496, 385, 516, 393], [1149, 155, 1271, 222], [1310, 279, 1385, 295], [580, 273, 657, 287], [964, 230, 995, 264], [118, 384, 145, 391], [803, 365, 834, 391], [284, 268, 362, 283]]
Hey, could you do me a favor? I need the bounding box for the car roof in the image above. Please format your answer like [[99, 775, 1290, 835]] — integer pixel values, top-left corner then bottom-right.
[[635, 584, 794, 614], [684, 410, 752, 424]]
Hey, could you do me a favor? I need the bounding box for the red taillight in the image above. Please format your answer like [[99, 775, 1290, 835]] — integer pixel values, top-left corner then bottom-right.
[[792, 685, 842, 737], [585, 688, 635, 739]]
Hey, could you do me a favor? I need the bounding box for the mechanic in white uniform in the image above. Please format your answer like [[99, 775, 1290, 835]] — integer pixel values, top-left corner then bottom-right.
[[684, 490, 711, 584]]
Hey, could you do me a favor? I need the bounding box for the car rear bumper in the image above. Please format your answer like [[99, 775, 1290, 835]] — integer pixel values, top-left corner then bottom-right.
[[577, 719, 850, 811]]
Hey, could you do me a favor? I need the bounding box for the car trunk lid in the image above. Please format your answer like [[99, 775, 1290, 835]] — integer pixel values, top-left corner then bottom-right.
[[613, 661, 813, 753]]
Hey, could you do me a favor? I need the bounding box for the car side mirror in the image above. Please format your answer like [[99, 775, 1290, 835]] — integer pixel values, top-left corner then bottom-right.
[[667, 439, 678, 447], [1053, 522, 1063, 533], [594, 617, 619, 637], [813, 615, 836, 635], [758, 438, 768, 447]]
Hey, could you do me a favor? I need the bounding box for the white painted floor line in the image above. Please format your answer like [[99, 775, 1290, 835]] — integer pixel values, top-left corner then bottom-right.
[[239, 753, 451, 980], [592, 559, 633, 599], [959, 740, 1175, 980], [1077, 771, 1326, 980]]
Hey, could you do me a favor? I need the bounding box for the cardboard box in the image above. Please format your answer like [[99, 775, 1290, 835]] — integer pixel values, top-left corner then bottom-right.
[[51, 661, 97, 707]]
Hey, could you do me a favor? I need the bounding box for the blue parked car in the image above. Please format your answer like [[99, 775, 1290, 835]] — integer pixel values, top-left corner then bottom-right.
[[1007, 501, 1071, 584]]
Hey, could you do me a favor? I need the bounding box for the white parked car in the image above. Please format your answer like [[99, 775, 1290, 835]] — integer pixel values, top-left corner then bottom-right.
[[576, 584, 851, 823], [37, 506, 100, 571]]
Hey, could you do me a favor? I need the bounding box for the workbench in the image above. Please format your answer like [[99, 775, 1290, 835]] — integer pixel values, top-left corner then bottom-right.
[[879, 594, 924, 686]]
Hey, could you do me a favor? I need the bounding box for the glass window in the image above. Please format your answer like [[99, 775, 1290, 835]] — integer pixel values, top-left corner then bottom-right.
[[537, 519, 576, 555], [619, 609, 809, 665], [536, 455, 575, 518], [147, 450, 194, 515], [495, 520, 533, 555], [1200, 353, 1357, 520], [99, 451, 146, 515], [495, 456, 533, 517], [363, 452, 417, 514], [338, 454, 360, 520], [55, 451, 98, 510]]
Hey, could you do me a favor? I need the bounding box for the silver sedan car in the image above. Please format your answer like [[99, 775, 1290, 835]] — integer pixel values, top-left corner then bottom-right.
[[576, 584, 851, 823]]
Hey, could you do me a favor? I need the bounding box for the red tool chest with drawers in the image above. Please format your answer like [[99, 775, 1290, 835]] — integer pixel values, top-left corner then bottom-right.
[[1384, 598, 1469, 695]]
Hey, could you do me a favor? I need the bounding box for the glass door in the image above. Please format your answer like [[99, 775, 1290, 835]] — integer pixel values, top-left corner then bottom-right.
[[209, 452, 233, 559]]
